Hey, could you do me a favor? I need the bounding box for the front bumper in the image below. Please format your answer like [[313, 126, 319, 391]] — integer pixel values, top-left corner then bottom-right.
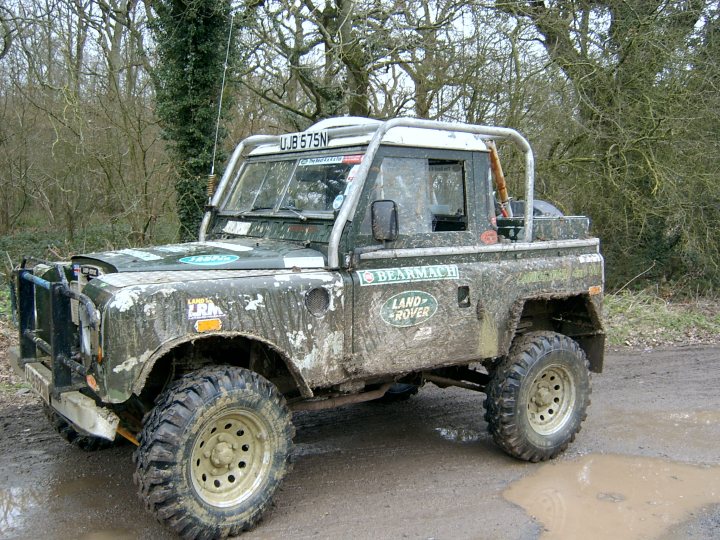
[[9, 347, 119, 441]]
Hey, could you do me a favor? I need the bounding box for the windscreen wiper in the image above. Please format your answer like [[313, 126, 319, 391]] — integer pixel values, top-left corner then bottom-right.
[[279, 206, 307, 221]]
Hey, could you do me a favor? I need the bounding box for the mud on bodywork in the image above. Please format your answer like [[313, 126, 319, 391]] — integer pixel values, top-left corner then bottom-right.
[[85, 268, 349, 403]]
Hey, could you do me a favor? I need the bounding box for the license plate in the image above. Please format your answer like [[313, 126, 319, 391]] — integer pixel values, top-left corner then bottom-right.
[[25, 363, 51, 404], [279, 130, 329, 152]]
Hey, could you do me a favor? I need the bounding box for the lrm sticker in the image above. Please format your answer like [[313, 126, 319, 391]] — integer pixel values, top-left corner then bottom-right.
[[187, 298, 226, 320], [179, 254, 239, 266], [380, 291, 438, 327]]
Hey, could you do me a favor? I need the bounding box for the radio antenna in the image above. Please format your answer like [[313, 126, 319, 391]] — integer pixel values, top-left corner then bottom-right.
[[210, 12, 235, 177]]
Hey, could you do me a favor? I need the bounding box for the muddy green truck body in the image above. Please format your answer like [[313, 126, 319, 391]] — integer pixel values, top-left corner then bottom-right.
[[12, 117, 604, 538]]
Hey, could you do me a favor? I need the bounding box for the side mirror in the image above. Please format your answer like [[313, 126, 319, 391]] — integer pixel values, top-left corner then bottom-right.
[[371, 200, 398, 242]]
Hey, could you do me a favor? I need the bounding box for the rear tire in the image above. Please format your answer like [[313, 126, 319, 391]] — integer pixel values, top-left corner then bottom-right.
[[134, 366, 294, 539], [484, 332, 590, 462], [377, 383, 418, 403], [44, 405, 117, 451]]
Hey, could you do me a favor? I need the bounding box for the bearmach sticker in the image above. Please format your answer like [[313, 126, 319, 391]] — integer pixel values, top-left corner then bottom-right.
[[187, 298, 226, 320], [179, 254, 239, 266], [381, 291, 438, 327], [357, 264, 459, 286]]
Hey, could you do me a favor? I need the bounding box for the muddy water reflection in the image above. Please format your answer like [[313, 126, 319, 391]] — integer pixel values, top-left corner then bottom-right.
[[505, 454, 720, 540], [0, 486, 42, 530], [1, 476, 111, 535]]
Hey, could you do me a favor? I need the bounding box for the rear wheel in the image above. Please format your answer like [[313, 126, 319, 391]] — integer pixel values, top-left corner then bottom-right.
[[134, 366, 294, 539], [378, 383, 418, 403], [484, 332, 591, 462]]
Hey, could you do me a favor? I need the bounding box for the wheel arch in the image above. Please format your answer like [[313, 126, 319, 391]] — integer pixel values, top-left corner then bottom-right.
[[131, 332, 313, 402], [507, 293, 605, 373]]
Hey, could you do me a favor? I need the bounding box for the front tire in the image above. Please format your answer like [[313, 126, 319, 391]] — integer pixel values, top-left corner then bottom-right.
[[134, 366, 294, 539], [484, 332, 591, 462]]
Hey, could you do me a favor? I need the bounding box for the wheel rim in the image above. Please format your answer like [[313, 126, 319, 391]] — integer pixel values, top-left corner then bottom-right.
[[526, 362, 576, 435], [190, 408, 272, 508]]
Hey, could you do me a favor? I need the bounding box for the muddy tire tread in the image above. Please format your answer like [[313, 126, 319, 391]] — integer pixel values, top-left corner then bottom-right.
[[133, 365, 294, 540], [484, 331, 591, 463]]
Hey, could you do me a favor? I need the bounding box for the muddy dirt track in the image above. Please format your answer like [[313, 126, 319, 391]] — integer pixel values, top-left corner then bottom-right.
[[1, 345, 719, 540]]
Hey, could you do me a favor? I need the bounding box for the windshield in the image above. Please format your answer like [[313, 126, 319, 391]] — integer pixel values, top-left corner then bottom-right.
[[223, 154, 363, 217]]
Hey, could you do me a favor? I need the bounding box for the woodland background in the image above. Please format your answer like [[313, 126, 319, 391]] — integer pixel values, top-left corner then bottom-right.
[[0, 0, 718, 291]]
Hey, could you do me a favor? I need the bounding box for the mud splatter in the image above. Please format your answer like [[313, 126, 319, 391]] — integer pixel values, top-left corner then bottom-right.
[[504, 454, 720, 540], [435, 426, 484, 443]]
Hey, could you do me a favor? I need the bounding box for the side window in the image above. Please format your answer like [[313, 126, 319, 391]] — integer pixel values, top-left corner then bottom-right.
[[361, 156, 468, 235], [429, 160, 467, 232]]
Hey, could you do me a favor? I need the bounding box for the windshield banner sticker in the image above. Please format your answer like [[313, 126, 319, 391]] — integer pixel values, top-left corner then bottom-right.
[[299, 156, 344, 166], [179, 254, 239, 266], [357, 264, 459, 286], [380, 291, 438, 327]]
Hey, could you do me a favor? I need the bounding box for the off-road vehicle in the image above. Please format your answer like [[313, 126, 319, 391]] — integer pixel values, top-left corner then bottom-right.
[[11, 117, 604, 539]]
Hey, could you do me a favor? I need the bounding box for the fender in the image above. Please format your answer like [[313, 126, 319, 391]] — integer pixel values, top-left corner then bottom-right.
[[131, 331, 314, 399], [505, 292, 605, 372]]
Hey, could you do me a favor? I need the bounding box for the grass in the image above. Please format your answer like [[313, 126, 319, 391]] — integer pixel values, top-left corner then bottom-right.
[[0, 221, 178, 281], [604, 289, 720, 347], [0, 287, 12, 322], [0, 381, 29, 394]]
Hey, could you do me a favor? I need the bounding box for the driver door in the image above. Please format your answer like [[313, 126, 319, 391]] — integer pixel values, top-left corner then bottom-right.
[[349, 147, 490, 377]]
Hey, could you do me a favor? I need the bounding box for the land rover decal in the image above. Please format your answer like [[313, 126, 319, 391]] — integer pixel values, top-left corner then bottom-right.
[[380, 291, 438, 327]]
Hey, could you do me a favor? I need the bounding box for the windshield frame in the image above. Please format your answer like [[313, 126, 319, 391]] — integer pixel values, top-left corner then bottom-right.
[[218, 145, 367, 220]]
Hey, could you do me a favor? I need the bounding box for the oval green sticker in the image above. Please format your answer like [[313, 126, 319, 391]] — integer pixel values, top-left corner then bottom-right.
[[380, 290, 438, 327]]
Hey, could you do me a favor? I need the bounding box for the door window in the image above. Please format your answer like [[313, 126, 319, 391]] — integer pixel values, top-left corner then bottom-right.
[[360, 156, 469, 236]]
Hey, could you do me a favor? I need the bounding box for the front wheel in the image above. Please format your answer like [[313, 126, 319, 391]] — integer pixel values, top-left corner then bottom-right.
[[484, 332, 591, 462], [134, 366, 294, 539]]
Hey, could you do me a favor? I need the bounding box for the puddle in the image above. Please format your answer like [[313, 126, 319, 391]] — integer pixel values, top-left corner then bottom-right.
[[0, 476, 111, 532], [435, 426, 483, 443], [54, 475, 108, 498], [504, 454, 720, 539], [0, 486, 42, 530]]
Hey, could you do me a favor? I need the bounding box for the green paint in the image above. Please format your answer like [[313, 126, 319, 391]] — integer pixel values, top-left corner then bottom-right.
[[518, 265, 602, 285], [380, 291, 438, 327]]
